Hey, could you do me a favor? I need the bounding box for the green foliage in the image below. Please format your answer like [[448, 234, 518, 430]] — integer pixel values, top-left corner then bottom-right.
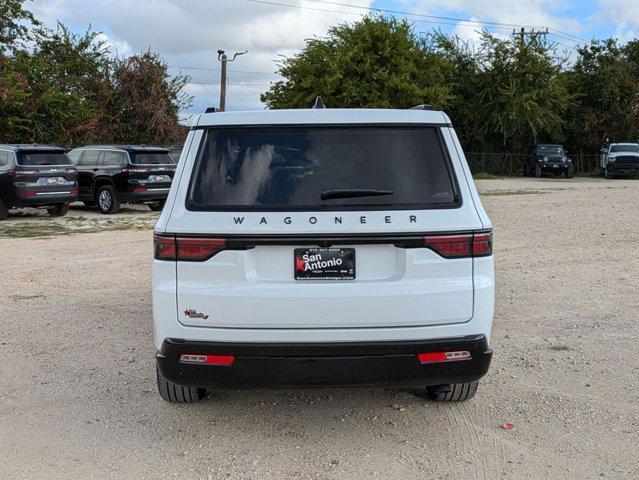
[[0, 2, 190, 147], [565, 39, 639, 154], [0, 0, 39, 54], [263, 15, 639, 161], [262, 16, 452, 109]]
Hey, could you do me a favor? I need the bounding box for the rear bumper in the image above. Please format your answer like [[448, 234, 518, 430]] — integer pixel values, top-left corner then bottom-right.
[[156, 335, 492, 389], [120, 187, 170, 203], [10, 191, 78, 206]]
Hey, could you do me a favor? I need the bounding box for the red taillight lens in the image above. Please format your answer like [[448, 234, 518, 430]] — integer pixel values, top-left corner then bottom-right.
[[423, 234, 472, 258], [417, 351, 472, 364], [473, 232, 493, 257], [154, 236, 227, 261], [134, 187, 148, 192], [20, 191, 37, 197], [177, 237, 226, 261], [179, 354, 235, 366], [423, 231, 492, 258], [154, 234, 177, 260], [70, 189, 79, 194]]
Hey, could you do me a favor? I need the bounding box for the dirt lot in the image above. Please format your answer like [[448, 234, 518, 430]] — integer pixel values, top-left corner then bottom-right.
[[0, 177, 637, 479]]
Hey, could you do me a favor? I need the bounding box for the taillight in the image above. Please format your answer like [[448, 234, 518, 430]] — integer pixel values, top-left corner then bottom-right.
[[20, 191, 37, 197], [177, 237, 226, 261], [417, 351, 472, 364], [154, 235, 177, 260], [423, 231, 492, 258], [153, 235, 226, 261], [472, 232, 493, 257]]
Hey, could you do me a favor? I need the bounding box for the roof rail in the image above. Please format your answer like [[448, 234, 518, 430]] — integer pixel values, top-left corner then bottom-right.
[[205, 106, 219, 113], [410, 104, 434, 111], [313, 96, 326, 109]]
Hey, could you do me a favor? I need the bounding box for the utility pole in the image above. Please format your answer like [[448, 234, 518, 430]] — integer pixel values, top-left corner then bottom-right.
[[217, 49, 247, 111], [513, 27, 549, 45]]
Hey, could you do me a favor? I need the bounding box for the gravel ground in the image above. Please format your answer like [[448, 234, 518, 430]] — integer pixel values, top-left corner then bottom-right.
[[0, 177, 637, 479]]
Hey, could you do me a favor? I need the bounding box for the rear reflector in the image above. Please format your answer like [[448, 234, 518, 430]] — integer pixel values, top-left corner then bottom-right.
[[179, 354, 235, 366], [423, 231, 492, 258], [417, 351, 472, 364], [134, 187, 148, 192], [153, 235, 227, 262]]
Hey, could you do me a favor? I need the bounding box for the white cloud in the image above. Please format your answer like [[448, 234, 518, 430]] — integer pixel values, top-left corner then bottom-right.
[[29, 0, 373, 112], [451, 17, 484, 46], [408, 0, 583, 41], [597, 0, 639, 37]]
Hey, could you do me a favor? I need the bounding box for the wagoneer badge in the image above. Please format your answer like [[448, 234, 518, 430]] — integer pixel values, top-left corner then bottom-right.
[[184, 309, 209, 320]]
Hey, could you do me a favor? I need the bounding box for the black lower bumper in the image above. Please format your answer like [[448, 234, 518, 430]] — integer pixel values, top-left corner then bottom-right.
[[10, 192, 78, 207], [156, 335, 493, 389], [120, 187, 170, 203], [607, 164, 639, 176]]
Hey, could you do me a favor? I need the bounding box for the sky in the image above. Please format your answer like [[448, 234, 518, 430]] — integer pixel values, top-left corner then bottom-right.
[[28, 0, 639, 116]]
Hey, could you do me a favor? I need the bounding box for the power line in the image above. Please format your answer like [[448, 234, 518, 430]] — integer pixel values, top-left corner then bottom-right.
[[306, 0, 586, 43], [239, 0, 586, 45], [168, 65, 278, 76]]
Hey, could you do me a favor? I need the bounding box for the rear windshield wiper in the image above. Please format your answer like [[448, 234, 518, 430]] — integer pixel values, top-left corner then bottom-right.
[[320, 188, 395, 201]]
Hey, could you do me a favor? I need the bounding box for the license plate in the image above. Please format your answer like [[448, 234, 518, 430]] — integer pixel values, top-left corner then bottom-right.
[[294, 248, 355, 280], [149, 174, 170, 182], [553, 164, 558, 168], [37, 177, 67, 185]]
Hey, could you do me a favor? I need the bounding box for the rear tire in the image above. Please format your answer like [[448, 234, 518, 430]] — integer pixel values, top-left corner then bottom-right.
[[148, 200, 165, 212], [0, 197, 8, 220], [47, 204, 70, 217], [96, 185, 120, 214], [534, 165, 542, 178], [157, 367, 207, 403], [426, 381, 479, 402], [604, 168, 613, 179]]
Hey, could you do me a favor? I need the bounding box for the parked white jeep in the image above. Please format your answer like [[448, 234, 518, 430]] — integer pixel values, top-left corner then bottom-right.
[[152, 106, 494, 403]]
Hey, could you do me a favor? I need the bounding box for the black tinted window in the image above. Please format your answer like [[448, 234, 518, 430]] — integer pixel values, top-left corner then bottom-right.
[[18, 152, 71, 165], [188, 127, 457, 210], [102, 151, 126, 166], [81, 150, 101, 166], [131, 152, 173, 165]]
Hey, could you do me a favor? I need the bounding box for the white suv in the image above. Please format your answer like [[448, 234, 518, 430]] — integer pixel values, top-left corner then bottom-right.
[[153, 106, 494, 403]]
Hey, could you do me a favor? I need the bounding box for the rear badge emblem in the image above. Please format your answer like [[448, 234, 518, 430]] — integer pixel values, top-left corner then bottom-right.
[[184, 309, 209, 320]]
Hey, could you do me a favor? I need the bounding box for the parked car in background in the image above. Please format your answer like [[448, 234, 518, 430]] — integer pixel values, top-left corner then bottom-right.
[[168, 145, 183, 163], [67, 145, 176, 214], [524, 144, 573, 178], [600, 143, 639, 178], [0, 144, 78, 220], [153, 106, 494, 404]]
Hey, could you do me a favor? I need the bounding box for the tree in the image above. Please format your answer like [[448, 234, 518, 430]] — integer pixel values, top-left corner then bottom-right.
[[106, 51, 191, 145], [0, 0, 39, 54], [565, 40, 639, 154], [261, 16, 452, 110]]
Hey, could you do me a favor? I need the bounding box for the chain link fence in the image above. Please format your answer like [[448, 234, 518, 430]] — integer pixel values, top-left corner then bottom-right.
[[465, 152, 601, 176]]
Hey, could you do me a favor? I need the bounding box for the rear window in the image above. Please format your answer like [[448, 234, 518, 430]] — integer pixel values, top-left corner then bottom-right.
[[130, 152, 173, 165], [18, 152, 71, 166], [187, 127, 458, 210]]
